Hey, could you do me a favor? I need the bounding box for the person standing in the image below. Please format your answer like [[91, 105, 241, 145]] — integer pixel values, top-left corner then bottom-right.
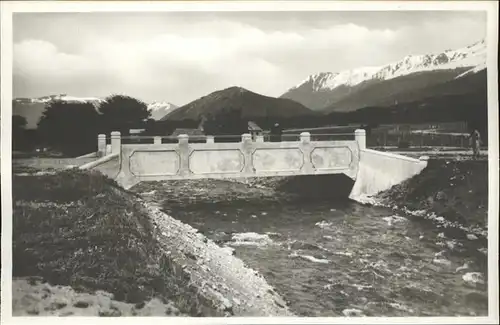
[[469, 129, 481, 159]]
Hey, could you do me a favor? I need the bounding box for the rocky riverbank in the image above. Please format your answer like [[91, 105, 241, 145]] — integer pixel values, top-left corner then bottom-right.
[[376, 158, 488, 236]]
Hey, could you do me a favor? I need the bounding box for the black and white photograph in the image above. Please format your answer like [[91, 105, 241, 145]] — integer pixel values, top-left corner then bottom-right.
[[1, 1, 498, 323]]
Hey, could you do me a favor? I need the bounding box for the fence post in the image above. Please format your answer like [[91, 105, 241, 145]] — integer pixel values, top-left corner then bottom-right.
[[355, 129, 366, 149], [154, 136, 162, 145], [178, 134, 190, 176], [97, 134, 106, 157], [110, 131, 121, 155], [206, 136, 214, 144]]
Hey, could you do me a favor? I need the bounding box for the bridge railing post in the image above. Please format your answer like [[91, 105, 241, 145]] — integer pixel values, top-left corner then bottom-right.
[[300, 132, 311, 143], [299, 132, 313, 173], [241, 133, 254, 174], [111, 131, 121, 155], [355, 129, 366, 149], [241, 133, 252, 143], [154, 136, 162, 145], [178, 134, 190, 176], [206, 136, 214, 144], [97, 134, 106, 157]]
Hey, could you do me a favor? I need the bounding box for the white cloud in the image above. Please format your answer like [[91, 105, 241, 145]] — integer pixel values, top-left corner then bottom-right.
[[13, 15, 485, 105], [14, 40, 91, 77]]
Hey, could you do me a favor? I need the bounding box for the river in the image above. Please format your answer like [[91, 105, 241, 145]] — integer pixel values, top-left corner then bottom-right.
[[136, 179, 488, 317]]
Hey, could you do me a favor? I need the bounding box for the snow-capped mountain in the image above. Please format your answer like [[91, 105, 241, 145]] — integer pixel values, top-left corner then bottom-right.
[[147, 101, 179, 120], [295, 67, 382, 92], [13, 94, 107, 129], [282, 39, 486, 111], [14, 94, 105, 105], [372, 39, 485, 82]]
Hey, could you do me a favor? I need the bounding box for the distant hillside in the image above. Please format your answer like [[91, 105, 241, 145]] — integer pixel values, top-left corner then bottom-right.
[[375, 68, 487, 108], [161, 86, 315, 121], [323, 68, 483, 113]]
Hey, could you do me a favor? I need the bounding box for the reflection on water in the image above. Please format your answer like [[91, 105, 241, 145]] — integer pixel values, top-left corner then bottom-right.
[[162, 199, 487, 317]]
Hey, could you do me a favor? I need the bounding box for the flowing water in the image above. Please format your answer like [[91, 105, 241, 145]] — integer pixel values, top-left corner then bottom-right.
[[152, 192, 488, 317]]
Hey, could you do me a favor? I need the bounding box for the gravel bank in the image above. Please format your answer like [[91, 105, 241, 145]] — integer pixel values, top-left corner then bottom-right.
[[143, 199, 293, 316]]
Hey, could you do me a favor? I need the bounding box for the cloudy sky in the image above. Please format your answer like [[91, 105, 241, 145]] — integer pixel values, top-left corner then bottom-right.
[[13, 10, 486, 106]]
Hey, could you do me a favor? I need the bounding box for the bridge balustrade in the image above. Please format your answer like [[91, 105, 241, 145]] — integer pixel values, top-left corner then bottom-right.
[[95, 130, 367, 187]]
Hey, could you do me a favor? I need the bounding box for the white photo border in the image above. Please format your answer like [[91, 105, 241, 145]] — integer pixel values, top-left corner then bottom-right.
[[1, 1, 498, 324]]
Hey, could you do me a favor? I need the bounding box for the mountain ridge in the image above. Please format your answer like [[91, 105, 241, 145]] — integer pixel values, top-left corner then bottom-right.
[[281, 39, 486, 111], [161, 86, 316, 121]]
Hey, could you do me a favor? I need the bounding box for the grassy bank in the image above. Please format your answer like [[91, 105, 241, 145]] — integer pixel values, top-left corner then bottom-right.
[[377, 159, 488, 233], [12, 169, 220, 316]]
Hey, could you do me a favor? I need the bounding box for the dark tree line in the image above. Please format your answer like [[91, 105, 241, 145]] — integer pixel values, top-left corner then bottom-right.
[[14, 94, 151, 156]]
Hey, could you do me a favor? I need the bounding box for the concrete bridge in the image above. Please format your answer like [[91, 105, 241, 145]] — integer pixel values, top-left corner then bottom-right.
[[80, 130, 429, 199]]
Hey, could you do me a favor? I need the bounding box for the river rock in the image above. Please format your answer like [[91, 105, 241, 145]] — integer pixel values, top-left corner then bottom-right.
[[433, 258, 452, 266], [455, 263, 470, 273], [342, 308, 364, 317], [435, 191, 448, 201], [462, 272, 485, 286], [477, 248, 487, 255], [467, 234, 478, 240]]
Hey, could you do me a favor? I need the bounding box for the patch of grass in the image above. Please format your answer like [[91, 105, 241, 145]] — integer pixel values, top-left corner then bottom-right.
[[12, 169, 221, 316], [13, 169, 123, 203]]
